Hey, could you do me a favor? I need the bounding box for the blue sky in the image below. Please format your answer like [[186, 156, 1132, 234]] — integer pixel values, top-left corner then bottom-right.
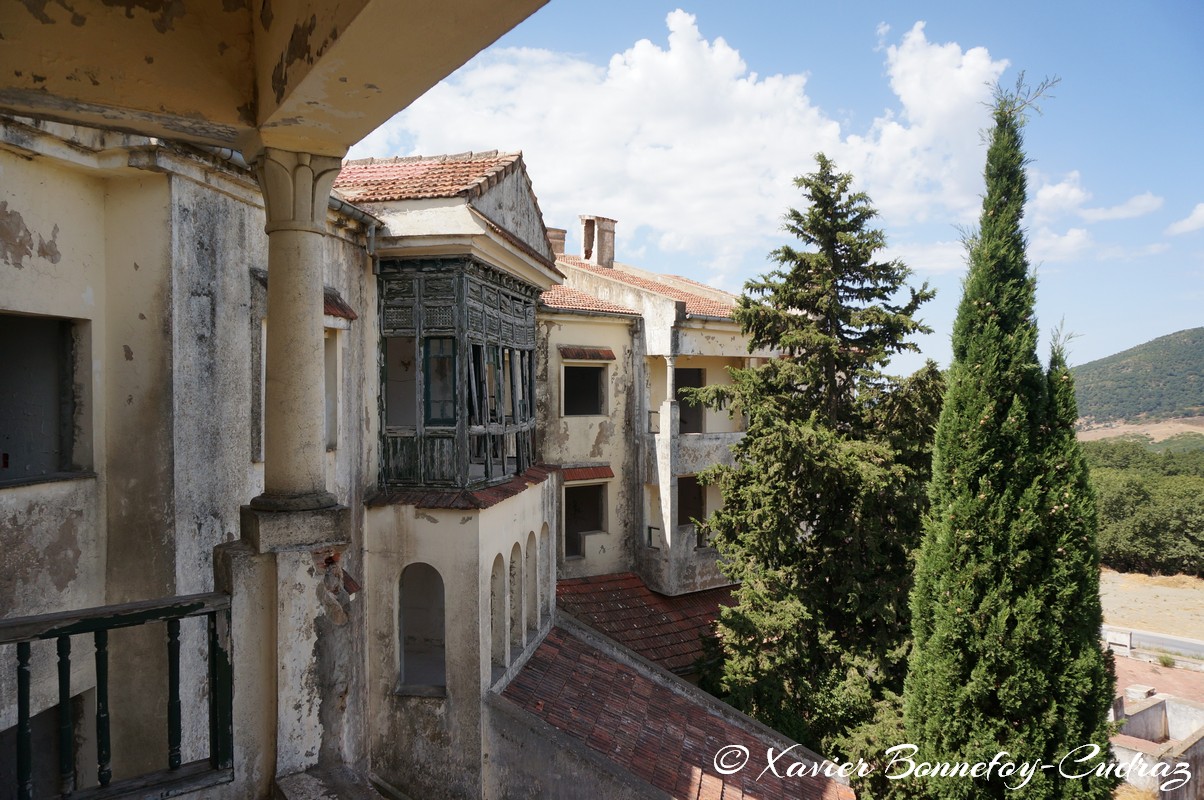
[[349, 1, 1204, 373]]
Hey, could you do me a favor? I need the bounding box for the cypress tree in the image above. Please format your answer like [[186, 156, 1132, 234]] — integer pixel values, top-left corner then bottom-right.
[[904, 83, 1116, 799], [696, 154, 942, 755]]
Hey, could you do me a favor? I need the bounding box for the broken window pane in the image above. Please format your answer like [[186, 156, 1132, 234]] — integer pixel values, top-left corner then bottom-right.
[[425, 337, 456, 425], [384, 336, 417, 427]]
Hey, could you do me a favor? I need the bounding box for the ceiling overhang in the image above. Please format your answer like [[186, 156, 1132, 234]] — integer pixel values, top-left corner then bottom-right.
[[0, 0, 547, 157]]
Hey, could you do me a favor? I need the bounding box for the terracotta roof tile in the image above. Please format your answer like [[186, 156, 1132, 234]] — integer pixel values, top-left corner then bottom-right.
[[540, 285, 639, 316], [557, 345, 617, 361], [335, 151, 521, 203], [558, 256, 736, 319], [556, 572, 733, 675], [502, 626, 853, 800], [561, 466, 615, 482], [323, 288, 358, 321]]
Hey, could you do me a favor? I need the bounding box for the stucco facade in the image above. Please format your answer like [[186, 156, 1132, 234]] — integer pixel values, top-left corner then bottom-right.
[[0, 12, 852, 791], [0, 115, 377, 795], [537, 220, 772, 596]]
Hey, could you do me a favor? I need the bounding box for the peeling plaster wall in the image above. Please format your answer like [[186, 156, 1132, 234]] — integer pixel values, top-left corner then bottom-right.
[[0, 146, 108, 728], [2, 124, 377, 783], [565, 269, 680, 356], [365, 477, 559, 800], [0, 479, 101, 730], [101, 173, 179, 776], [677, 322, 764, 359], [1, 2, 255, 142], [472, 168, 554, 262], [537, 312, 639, 579]]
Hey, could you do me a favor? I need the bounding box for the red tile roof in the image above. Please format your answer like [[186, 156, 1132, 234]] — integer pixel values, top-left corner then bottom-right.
[[557, 572, 733, 675], [502, 626, 854, 800], [323, 288, 358, 321], [558, 255, 736, 319], [335, 151, 521, 203], [557, 345, 616, 361], [541, 285, 639, 316], [561, 466, 615, 482]]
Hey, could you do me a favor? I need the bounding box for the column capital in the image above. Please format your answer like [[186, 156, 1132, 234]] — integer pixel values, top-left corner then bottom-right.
[[254, 148, 344, 235]]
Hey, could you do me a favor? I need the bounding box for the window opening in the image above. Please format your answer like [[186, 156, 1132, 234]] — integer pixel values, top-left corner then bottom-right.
[[0, 313, 76, 484], [384, 336, 417, 427], [424, 337, 456, 425], [563, 366, 605, 416], [676, 368, 705, 434], [324, 329, 338, 450], [678, 475, 706, 544], [564, 483, 605, 558], [399, 563, 446, 690]]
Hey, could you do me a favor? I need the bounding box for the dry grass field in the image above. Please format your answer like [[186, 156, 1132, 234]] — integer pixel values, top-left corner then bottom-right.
[[1100, 568, 1204, 641], [1078, 416, 1204, 442]]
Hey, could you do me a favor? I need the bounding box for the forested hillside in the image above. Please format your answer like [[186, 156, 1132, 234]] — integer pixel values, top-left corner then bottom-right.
[[1072, 327, 1204, 424]]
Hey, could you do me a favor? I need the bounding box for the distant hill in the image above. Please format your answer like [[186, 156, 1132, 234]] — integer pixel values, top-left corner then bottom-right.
[[1072, 327, 1204, 425]]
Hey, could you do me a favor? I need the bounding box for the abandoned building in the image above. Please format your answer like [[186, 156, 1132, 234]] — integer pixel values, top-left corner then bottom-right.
[[540, 218, 774, 598], [0, 3, 851, 798], [1111, 688, 1204, 800]]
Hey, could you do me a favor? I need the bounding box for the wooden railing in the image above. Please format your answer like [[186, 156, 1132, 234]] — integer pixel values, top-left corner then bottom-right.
[[1, 592, 234, 800]]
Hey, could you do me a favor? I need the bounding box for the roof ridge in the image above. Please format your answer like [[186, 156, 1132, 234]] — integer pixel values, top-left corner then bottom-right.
[[342, 150, 519, 167], [557, 256, 735, 319], [334, 151, 527, 202]]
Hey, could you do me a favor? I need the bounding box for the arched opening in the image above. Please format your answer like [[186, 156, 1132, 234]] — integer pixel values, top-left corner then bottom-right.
[[399, 562, 445, 690], [509, 543, 523, 655], [539, 523, 553, 618], [490, 553, 507, 672], [525, 531, 538, 640]]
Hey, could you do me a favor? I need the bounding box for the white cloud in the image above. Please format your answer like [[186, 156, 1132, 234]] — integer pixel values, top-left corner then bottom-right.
[[1166, 203, 1204, 235], [349, 13, 1007, 280], [1080, 192, 1163, 222], [1029, 172, 1162, 225], [884, 239, 968, 274], [1031, 227, 1092, 263], [1030, 171, 1090, 224]]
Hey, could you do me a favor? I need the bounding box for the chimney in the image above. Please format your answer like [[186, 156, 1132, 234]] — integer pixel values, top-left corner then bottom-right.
[[579, 215, 617, 268], [547, 227, 567, 257]]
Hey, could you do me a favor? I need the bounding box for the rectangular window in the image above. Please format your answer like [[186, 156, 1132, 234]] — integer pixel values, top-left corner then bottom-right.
[[424, 337, 456, 425], [384, 336, 417, 427], [486, 345, 502, 423], [563, 365, 605, 416], [0, 313, 77, 485], [564, 483, 606, 558], [324, 329, 338, 450], [678, 475, 705, 530], [469, 344, 486, 426], [676, 368, 705, 434]]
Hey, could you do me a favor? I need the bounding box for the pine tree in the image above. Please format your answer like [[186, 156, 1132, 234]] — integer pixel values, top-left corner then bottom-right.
[[695, 154, 942, 755], [903, 82, 1116, 799]]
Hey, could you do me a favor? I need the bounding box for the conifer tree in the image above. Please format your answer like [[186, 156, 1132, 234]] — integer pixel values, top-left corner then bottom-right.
[[695, 154, 942, 754], [904, 82, 1115, 799]]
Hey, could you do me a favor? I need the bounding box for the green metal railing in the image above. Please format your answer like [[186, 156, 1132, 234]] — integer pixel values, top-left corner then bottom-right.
[[2, 592, 234, 799]]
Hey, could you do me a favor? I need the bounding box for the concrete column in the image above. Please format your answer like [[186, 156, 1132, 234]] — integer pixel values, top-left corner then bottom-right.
[[251, 148, 343, 511], [665, 355, 677, 398]]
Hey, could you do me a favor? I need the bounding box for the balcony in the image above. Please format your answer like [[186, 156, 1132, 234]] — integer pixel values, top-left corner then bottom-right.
[[643, 400, 743, 480], [0, 593, 233, 800]]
